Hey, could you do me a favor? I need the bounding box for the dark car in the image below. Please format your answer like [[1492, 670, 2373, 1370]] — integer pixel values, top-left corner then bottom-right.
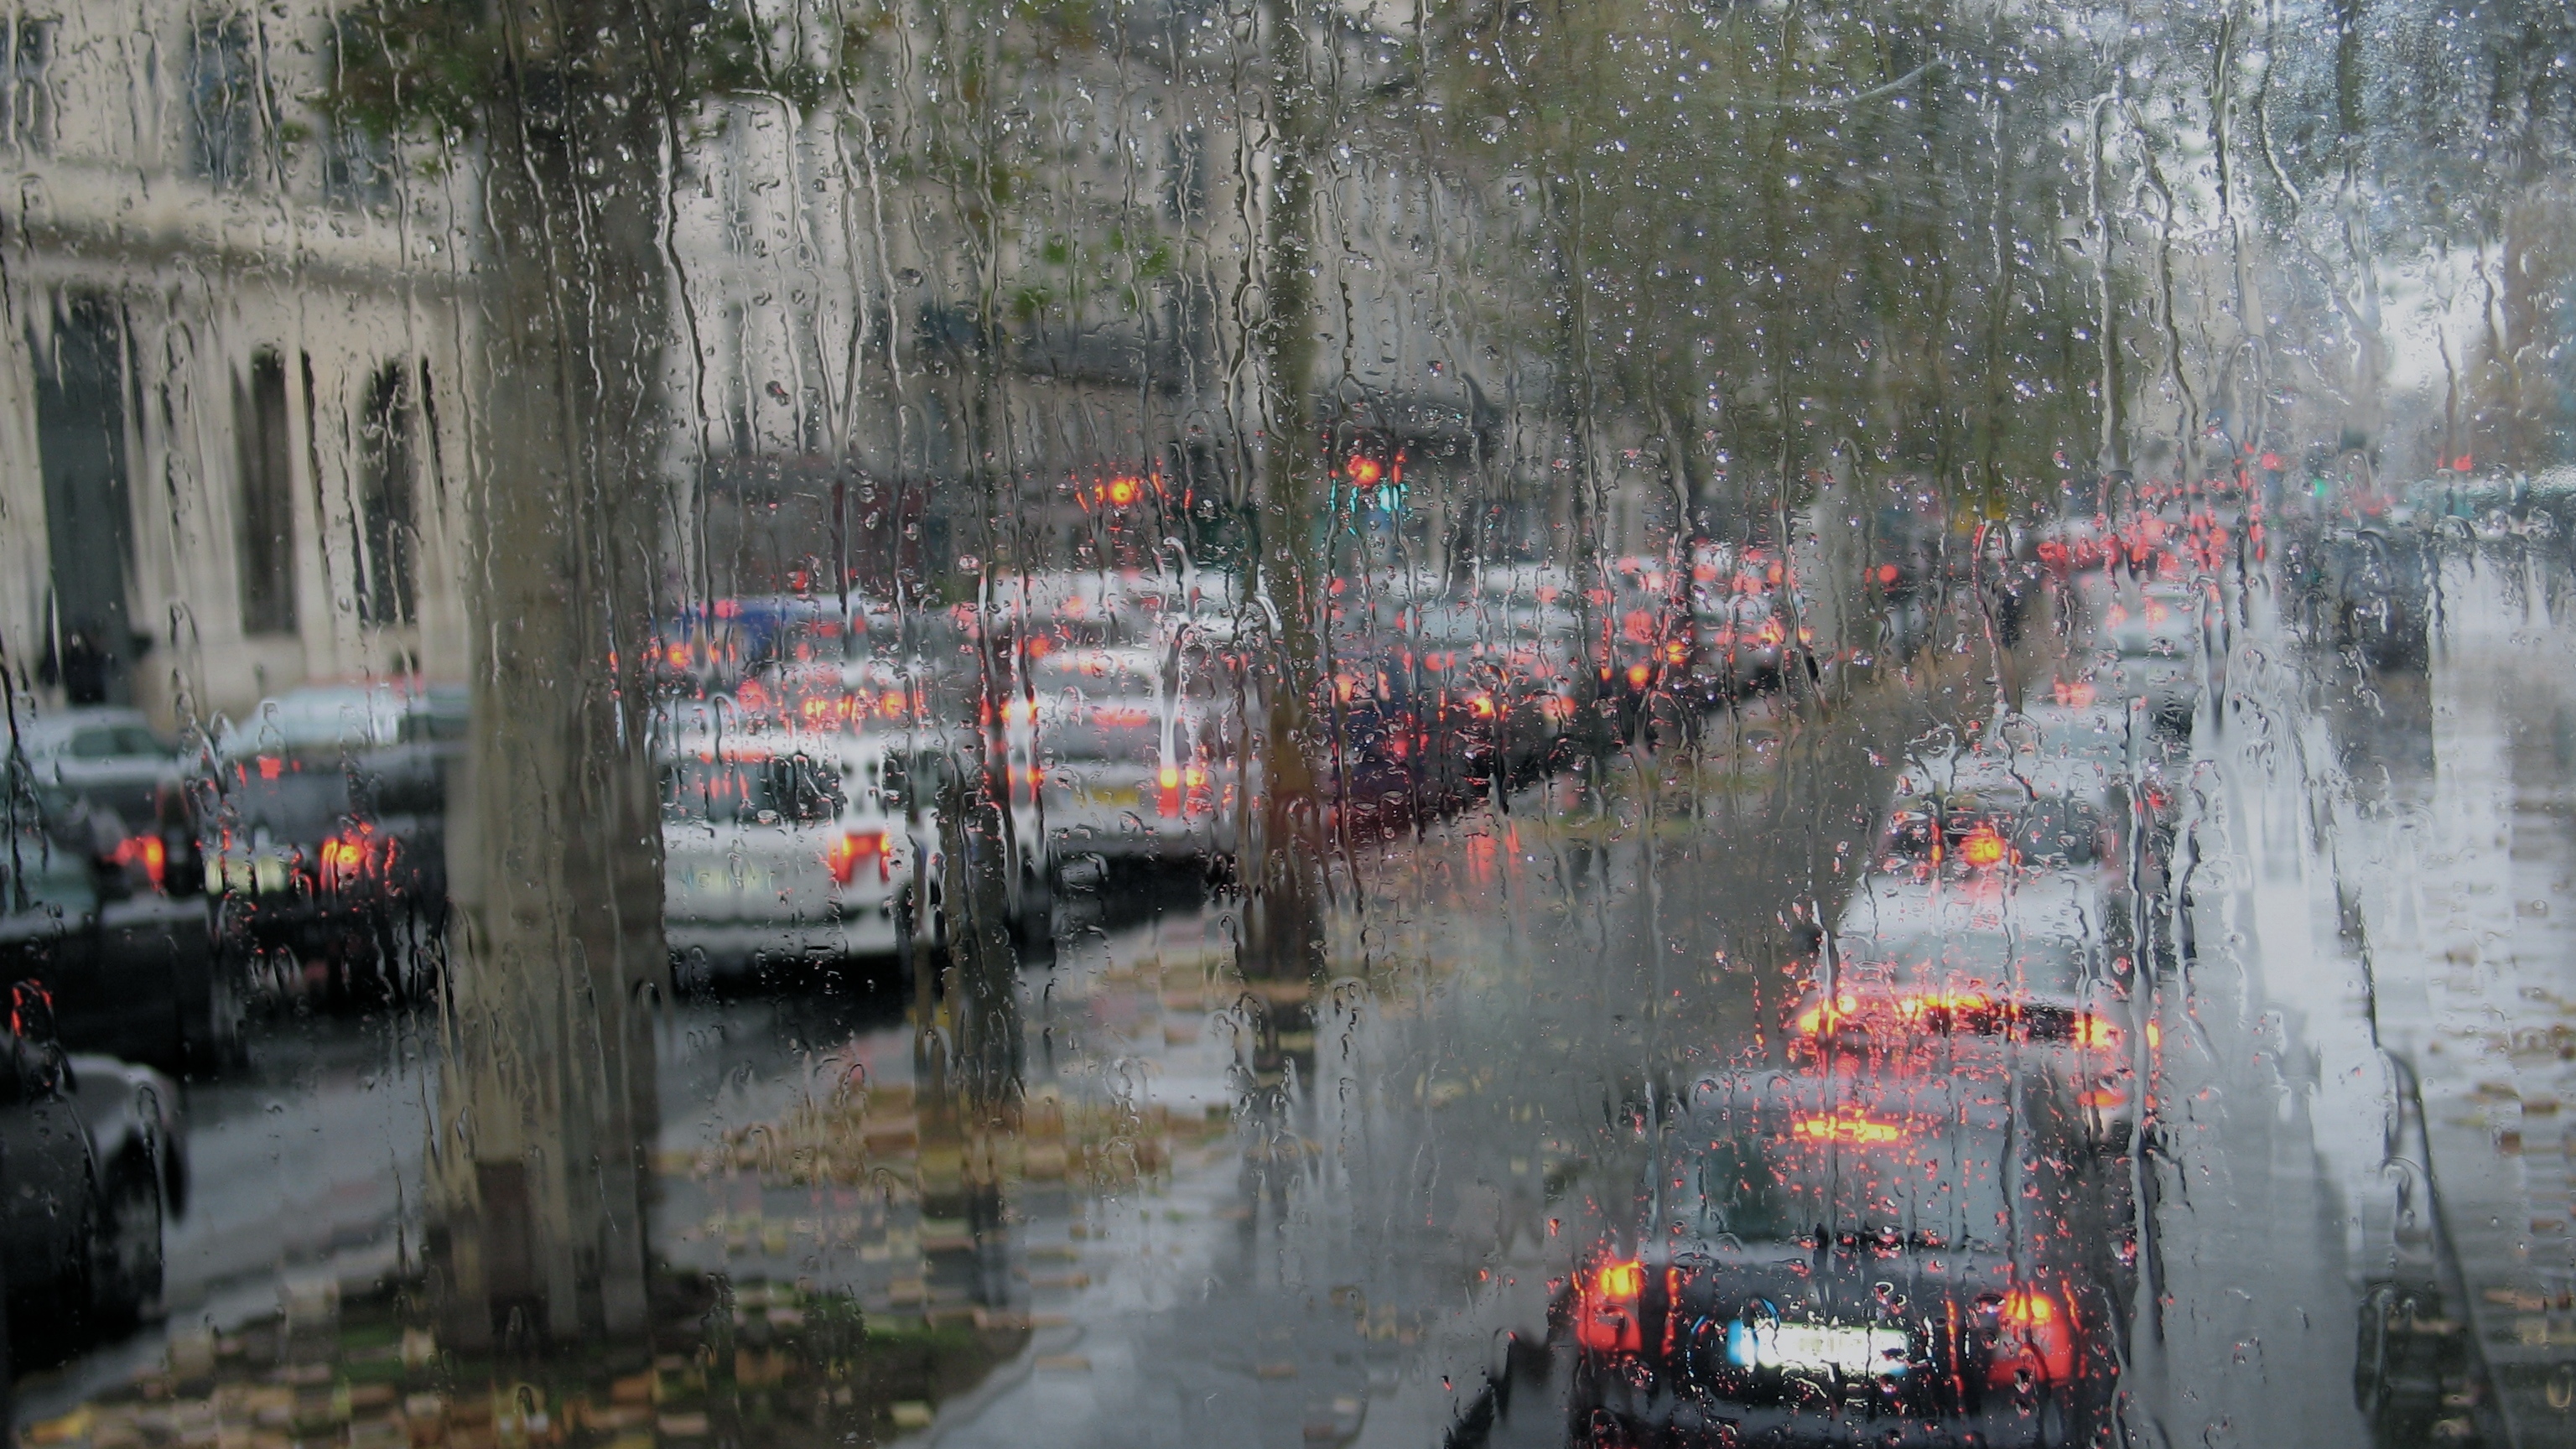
[[0, 1028, 184, 1340], [199, 744, 449, 1006], [0, 784, 237, 1074], [1564, 1047, 2132, 1447]]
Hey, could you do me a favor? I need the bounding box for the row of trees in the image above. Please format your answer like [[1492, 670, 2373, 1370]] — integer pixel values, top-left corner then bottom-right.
[[320, 0, 2571, 1345]]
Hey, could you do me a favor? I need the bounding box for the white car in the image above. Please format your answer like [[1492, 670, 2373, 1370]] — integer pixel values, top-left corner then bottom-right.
[[1806, 817, 2137, 1152], [1010, 647, 1246, 868], [7, 706, 180, 828], [2082, 579, 2212, 732], [1910, 698, 2172, 818], [658, 713, 938, 985]]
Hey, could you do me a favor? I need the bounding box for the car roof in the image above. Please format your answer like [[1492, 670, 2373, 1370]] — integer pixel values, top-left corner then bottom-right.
[[9, 706, 158, 749]]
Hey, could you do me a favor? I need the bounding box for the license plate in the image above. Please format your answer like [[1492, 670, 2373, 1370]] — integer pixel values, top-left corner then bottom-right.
[[1078, 786, 1140, 808], [691, 867, 773, 893], [1724, 1322, 1908, 1376]]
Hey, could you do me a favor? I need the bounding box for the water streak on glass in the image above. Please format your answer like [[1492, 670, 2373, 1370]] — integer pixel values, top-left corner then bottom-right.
[[0, 1, 2571, 1446]]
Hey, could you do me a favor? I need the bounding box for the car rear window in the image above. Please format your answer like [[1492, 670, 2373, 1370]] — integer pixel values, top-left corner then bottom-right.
[[1841, 927, 2091, 999], [662, 755, 844, 827], [1680, 1093, 2014, 1253]]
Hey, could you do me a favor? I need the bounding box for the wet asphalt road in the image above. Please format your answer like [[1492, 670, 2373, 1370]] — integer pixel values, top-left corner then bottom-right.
[[22, 548, 2576, 1447]]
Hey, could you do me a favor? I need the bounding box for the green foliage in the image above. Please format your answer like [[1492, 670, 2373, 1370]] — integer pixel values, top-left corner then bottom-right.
[[321, 0, 491, 142], [1426, 0, 2115, 514], [322, 0, 889, 143]]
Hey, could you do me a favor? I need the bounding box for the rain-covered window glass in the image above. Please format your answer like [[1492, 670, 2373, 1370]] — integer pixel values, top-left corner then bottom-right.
[[1, 16, 48, 155], [5, 1, 2576, 1446], [184, 13, 257, 188]]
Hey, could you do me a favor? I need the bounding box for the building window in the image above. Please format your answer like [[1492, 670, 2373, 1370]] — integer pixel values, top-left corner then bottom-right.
[[3, 17, 51, 156], [187, 12, 259, 187], [36, 293, 134, 706], [356, 360, 418, 627], [233, 350, 297, 636]]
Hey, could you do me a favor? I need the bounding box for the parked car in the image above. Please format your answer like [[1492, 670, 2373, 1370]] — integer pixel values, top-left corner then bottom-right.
[[4, 706, 182, 829], [0, 784, 237, 1073], [0, 1029, 185, 1337]]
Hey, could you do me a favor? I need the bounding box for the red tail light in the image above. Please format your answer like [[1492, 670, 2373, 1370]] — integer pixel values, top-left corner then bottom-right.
[[1576, 1257, 1644, 1353], [319, 831, 387, 892], [828, 830, 889, 886], [109, 835, 168, 891], [1987, 1287, 2075, 1386]]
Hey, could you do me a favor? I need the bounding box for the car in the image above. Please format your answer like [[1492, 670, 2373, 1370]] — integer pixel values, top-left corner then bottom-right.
[[1680, 543, 1808, 704], [658, 709, 938, 989], [197, 740, 449, 1008], [1562, 1047, 2132, 1447], [1026, 683, 1243, 869], [2085, 579, 2213, 734], [0, 786, 238, 1073], [1798, 782, 2140, 1155], [213, 681, 463, 759], [1953, 697, 2178, 818], [5, 706, 182, 828], [978, 644, 1249, 940], [0, 1029, 185, 1338]]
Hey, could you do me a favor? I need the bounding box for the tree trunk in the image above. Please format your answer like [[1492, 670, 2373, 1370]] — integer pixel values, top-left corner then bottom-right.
[[1242, 0, 1330, 1010], [431, 3, 679, 1352]]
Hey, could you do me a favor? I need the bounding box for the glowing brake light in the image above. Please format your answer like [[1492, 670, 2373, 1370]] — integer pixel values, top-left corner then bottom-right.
[[1987, 1288, 2076, 1386], [1467, 692, 1498, 719], [2072, 1012, 2120, 1050], [827, 830, 889, 886], [1626, 663, 1653, 689], [1960, 823, 2007, 868], [1576, 1258, 1645, 1353], [108, 835, 168, 891], [319, 831, 386, 892], [1158, 765, 1182, 790]]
